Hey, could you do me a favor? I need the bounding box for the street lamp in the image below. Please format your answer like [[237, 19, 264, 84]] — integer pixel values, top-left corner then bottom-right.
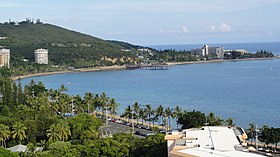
[[71, 98, 75, 116], [204, 117, 209, 126], [105, 106, 109, 125], [255, 124, 259, 151], [131, 111, 135, 134]]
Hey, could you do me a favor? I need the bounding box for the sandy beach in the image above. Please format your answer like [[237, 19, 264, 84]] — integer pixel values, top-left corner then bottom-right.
[[11, 57, 279, 81], [11, 65, 126, 80]]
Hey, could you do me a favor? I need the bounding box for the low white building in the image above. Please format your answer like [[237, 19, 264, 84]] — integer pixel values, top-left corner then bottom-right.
[[165, 126, 266, 157], [34, 48, 48, 64], [0, 48, 10, 68]]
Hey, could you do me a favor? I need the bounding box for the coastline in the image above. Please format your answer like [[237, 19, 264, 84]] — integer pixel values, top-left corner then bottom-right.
[[11, 57, 279, 80], [167, 56, 280, 66], [11, 65, 126, 81]]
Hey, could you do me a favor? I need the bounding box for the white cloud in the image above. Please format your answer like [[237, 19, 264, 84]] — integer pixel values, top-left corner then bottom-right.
[[182, 26, 190, 33], [208, 23, 231, 33], [220, 23, 231, 32]]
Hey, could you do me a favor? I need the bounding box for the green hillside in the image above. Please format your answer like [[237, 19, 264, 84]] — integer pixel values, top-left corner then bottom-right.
[[0, 21, 148, 68]]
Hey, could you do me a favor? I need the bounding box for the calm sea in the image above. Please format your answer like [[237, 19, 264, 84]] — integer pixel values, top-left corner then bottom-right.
[[20, 42, 280, 128]]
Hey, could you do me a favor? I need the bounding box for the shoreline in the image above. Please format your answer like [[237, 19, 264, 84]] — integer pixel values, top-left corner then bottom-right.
[[11, 65, 126, 80], [11, 57, 280, 80], [167, 56, 280, 66]]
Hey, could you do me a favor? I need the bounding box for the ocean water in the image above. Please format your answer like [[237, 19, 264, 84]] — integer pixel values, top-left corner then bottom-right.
[[20, 59, 280, 128], [149, 42, 280, 56]]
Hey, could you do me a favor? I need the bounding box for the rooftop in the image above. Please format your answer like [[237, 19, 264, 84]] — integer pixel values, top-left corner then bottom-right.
[[166, 126, 266, 157]]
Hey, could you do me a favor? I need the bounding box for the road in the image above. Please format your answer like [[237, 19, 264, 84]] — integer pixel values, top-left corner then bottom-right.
[[100, 121, 155, 138]]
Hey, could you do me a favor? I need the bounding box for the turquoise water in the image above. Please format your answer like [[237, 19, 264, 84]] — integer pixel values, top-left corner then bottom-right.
[[21, 59, 280, 128]]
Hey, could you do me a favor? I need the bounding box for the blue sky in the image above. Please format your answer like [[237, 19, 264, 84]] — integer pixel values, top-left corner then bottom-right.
[[0, 0, 280, 45]]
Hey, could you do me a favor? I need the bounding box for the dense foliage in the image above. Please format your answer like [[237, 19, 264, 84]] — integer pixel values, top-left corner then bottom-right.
[[0, 20, 142, 68], [224, 50, 274, 59], [0, 74, 167, 156]]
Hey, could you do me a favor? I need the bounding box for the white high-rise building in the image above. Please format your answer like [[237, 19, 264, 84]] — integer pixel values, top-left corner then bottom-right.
[[34, 48, 48, 64], [0, 49, 10, 68], [191, 45, 224, 59]]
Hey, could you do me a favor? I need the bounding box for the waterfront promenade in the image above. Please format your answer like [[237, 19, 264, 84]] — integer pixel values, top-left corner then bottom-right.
[[93, 111, 167, 130]]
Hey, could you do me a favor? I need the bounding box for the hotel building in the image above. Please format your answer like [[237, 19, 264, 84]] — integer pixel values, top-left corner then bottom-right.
[[0, 49, 10, 68], [34, 48, 48, 64], [191, 45, 224, 59]]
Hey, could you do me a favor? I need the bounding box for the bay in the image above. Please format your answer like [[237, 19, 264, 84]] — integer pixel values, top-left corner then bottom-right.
[[21, 59, 280, 128]]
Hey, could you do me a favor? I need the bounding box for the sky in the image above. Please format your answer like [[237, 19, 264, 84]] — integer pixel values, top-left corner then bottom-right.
[[0, 0, 280, 45]]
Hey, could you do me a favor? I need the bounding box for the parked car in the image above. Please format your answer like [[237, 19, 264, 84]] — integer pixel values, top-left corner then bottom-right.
[[145, 126, 152, 130], [116, 120, 123, 124], [135, 131, 145, 136], [111, 119, 116, 123], [159, 129, 166, 134], [145, 132, 155, 137]]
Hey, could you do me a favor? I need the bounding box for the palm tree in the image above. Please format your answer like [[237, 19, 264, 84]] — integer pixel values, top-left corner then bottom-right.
[[0, 124, 10, 148], [139, 108, 145, 125], [46, 124, 60, 141], [132, 102, 140, 124], [207, 112, 223, 126], [144, 104, 153, 127], [27, 143, 39, 157], [84, 92, 94, 113], [11, 122, 27, 144], [155, 105, 164, 125], [225, 118, 235, 126], [99, 92, 109, 123], [108, 98, 118, 119], [165, 107, 173, 131], [122, 105, 132, 122], [56, 122, 71, 142], [73, 95, 84, 114], [246, 123, 255, 144], [173, 106, 182, 130]]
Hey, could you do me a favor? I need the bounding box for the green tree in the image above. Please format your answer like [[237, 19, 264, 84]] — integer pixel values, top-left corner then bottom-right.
[[165, 107, 173, 131], [246, 123, 255, 144], [132, 102, 140, 124], [155, 105, 164, 125], [48, 141, 80, 157], [225, 118, 235, 127], [11, 122, 27, 144], [144, 104, 153, 128], [56, 121, 71, 142], [83, 92, 95, 113], [108, 98, 118, 119], [47, 124, 60, 141], [99, 92, 109, 123], [138, 108, 146, 125], [0, 124, 11, 148], [177, 110, 206, 129], [173, 106, 182, 130], [207, 112, 223, 126], [0, 146, 19, 157], [68, 113, 102, 143], [122, 105, 132, 122]]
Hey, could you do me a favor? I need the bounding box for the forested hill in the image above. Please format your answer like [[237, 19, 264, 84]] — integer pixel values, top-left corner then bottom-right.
[[0, 21, 152, 67]]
